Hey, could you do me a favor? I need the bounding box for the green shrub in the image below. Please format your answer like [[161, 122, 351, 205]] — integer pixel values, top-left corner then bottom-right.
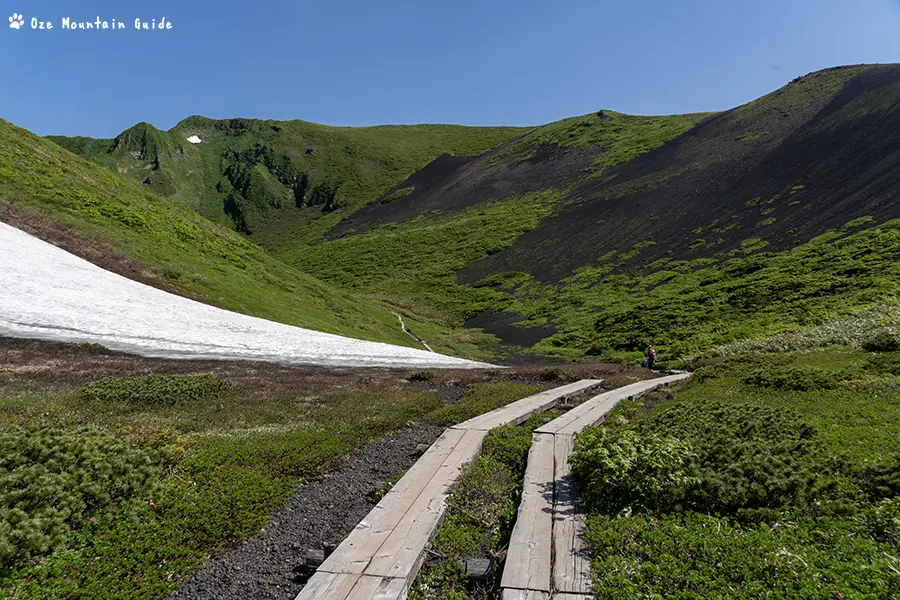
[[743, 366, 838, 391], [862, 330, 900, 352], [77, 373, 233, 407], [865, 351, 900, 375], [381, 186, 415, 203], [570, 428, 696, 514], [480, 424, 532, 471], [442, 457, 519, 551], [539, 367, 563, 381], [691, 364, 724, 382], [407, 370, 434, 382], [585, 512, 900, 598], [854, 454, 900, 501], [0, 426, 164, 568], [856, 497, 900, 545], [638, 398, 848, 514]]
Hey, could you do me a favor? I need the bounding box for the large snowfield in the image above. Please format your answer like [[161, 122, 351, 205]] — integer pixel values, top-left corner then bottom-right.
[[0, 222, 495, 369]]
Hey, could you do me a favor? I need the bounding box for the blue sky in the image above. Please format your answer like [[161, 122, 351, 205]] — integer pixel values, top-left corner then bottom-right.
[[2, 0, 899, 137]]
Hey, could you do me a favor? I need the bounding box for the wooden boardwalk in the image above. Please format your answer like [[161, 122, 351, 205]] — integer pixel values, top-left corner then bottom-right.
[[501, 373, 692, 599], [295, 379, 605, 600], [451, 379, 605, 432]]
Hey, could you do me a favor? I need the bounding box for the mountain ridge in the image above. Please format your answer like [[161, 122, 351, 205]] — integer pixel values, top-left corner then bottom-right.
[[37, 63, 900, 361]]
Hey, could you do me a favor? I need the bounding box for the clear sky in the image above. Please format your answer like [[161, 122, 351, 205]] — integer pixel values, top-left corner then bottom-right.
[[2, 0, 899, 137]]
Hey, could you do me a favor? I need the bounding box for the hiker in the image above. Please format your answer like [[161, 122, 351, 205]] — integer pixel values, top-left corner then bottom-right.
[[646, 344, 656, 370]]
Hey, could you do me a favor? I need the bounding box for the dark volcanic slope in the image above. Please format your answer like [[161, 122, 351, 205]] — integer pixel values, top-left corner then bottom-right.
[[327, 143, 598, 238], [461, 64, 900, 283]]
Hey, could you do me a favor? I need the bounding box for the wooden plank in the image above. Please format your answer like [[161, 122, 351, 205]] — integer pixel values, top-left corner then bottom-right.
[[344, 574, 409, 600], [500, 433, 555, 592], [319, 428, 467, 574], [298, 572, 404, 600], [370, 577, 408, 600], [553, 434, 576, 512], [536, 374, 691, 436], [294, 572, 360, 600], [502, 590, 550, 600], [453, 379, 604, 431], [552, 435, 592, 595], [343, 574, 382, 600], [365, 429, 487, 578], [553, 513, 592, 594], [534, 396, 616, 436]]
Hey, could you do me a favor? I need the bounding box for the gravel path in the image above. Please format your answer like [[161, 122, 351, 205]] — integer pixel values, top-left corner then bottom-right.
[[167, 424, 444, 600], [0, 222, 493, 369]]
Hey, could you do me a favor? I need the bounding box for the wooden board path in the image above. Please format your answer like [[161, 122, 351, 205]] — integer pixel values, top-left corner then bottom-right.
[[535, 373, 692, 436], [296, 378, 605, 600], [502, 372, 692, 599], [500, 433, 555, 592], [452, 379, 605, 432]]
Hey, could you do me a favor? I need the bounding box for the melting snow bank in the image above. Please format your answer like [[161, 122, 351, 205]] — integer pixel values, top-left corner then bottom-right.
[[0, 222, 496, 369]]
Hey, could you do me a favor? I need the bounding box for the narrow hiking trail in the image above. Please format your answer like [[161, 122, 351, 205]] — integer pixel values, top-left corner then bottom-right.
[[500, 373, 691, 600], [295, 380, 605, 599], [0, 222, 491, 369], [295, 373, 691, 600], [394, 312, 435, 353]]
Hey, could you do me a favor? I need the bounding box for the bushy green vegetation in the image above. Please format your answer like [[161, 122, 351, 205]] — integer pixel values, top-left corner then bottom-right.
[[495, 111, 711, 175], [480, 217, 900, 361], [742, 366, 838, 391], [277, 190, 564, 325], [409, 412, 550, 599], [0, 370, 444, 598], [571, 347, 900, 598], [705, 303, 900, 357], [586, 512, 898, 599], [77, 373, 232, 408], [863, 330, 900, 352], [425, 382, 545, 426], [0, 427, 167, 569], [571, 428, 695, 515], [381, 186, 415, 203], [0, 118, 451, 350]]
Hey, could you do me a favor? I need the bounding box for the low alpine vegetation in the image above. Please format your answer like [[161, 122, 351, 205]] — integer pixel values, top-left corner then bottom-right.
[[0, 426, 169, 569], [570, 347, 900, 598], [77, 373, 233, 407]]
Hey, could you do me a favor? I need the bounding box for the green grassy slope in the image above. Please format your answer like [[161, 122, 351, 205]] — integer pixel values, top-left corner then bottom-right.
[[572, 342, 900, 598], [279, 67, 900, 363], [300, 64, 900, 362], [273, 111, 711, 323], [0, 118, 440, 349], [49, 118, 525, 250], [42, 65, 900, 365], [493, 109, 714, 176]]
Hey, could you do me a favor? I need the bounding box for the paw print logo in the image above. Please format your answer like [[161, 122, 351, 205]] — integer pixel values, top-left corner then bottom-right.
[[9, 13, 24, 29]]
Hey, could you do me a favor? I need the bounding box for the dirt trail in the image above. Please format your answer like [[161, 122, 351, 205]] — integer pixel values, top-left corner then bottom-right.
[[394, 312, 435, 353], [167, 425, 443, 600]]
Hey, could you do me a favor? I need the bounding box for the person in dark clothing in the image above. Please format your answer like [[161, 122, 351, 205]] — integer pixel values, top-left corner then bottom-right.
[[646, 345, 656, 370]]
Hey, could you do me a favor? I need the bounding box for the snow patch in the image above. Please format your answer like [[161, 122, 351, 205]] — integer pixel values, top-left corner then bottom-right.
[[186, 135, 202, 144], [0, 222, 496, 369]]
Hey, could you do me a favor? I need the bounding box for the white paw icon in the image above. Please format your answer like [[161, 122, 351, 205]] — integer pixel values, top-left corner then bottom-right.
[[9, 13, 24, 29]]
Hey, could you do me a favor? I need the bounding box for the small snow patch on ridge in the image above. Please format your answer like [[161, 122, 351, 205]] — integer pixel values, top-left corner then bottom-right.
[[186, 135, 202, 144]]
